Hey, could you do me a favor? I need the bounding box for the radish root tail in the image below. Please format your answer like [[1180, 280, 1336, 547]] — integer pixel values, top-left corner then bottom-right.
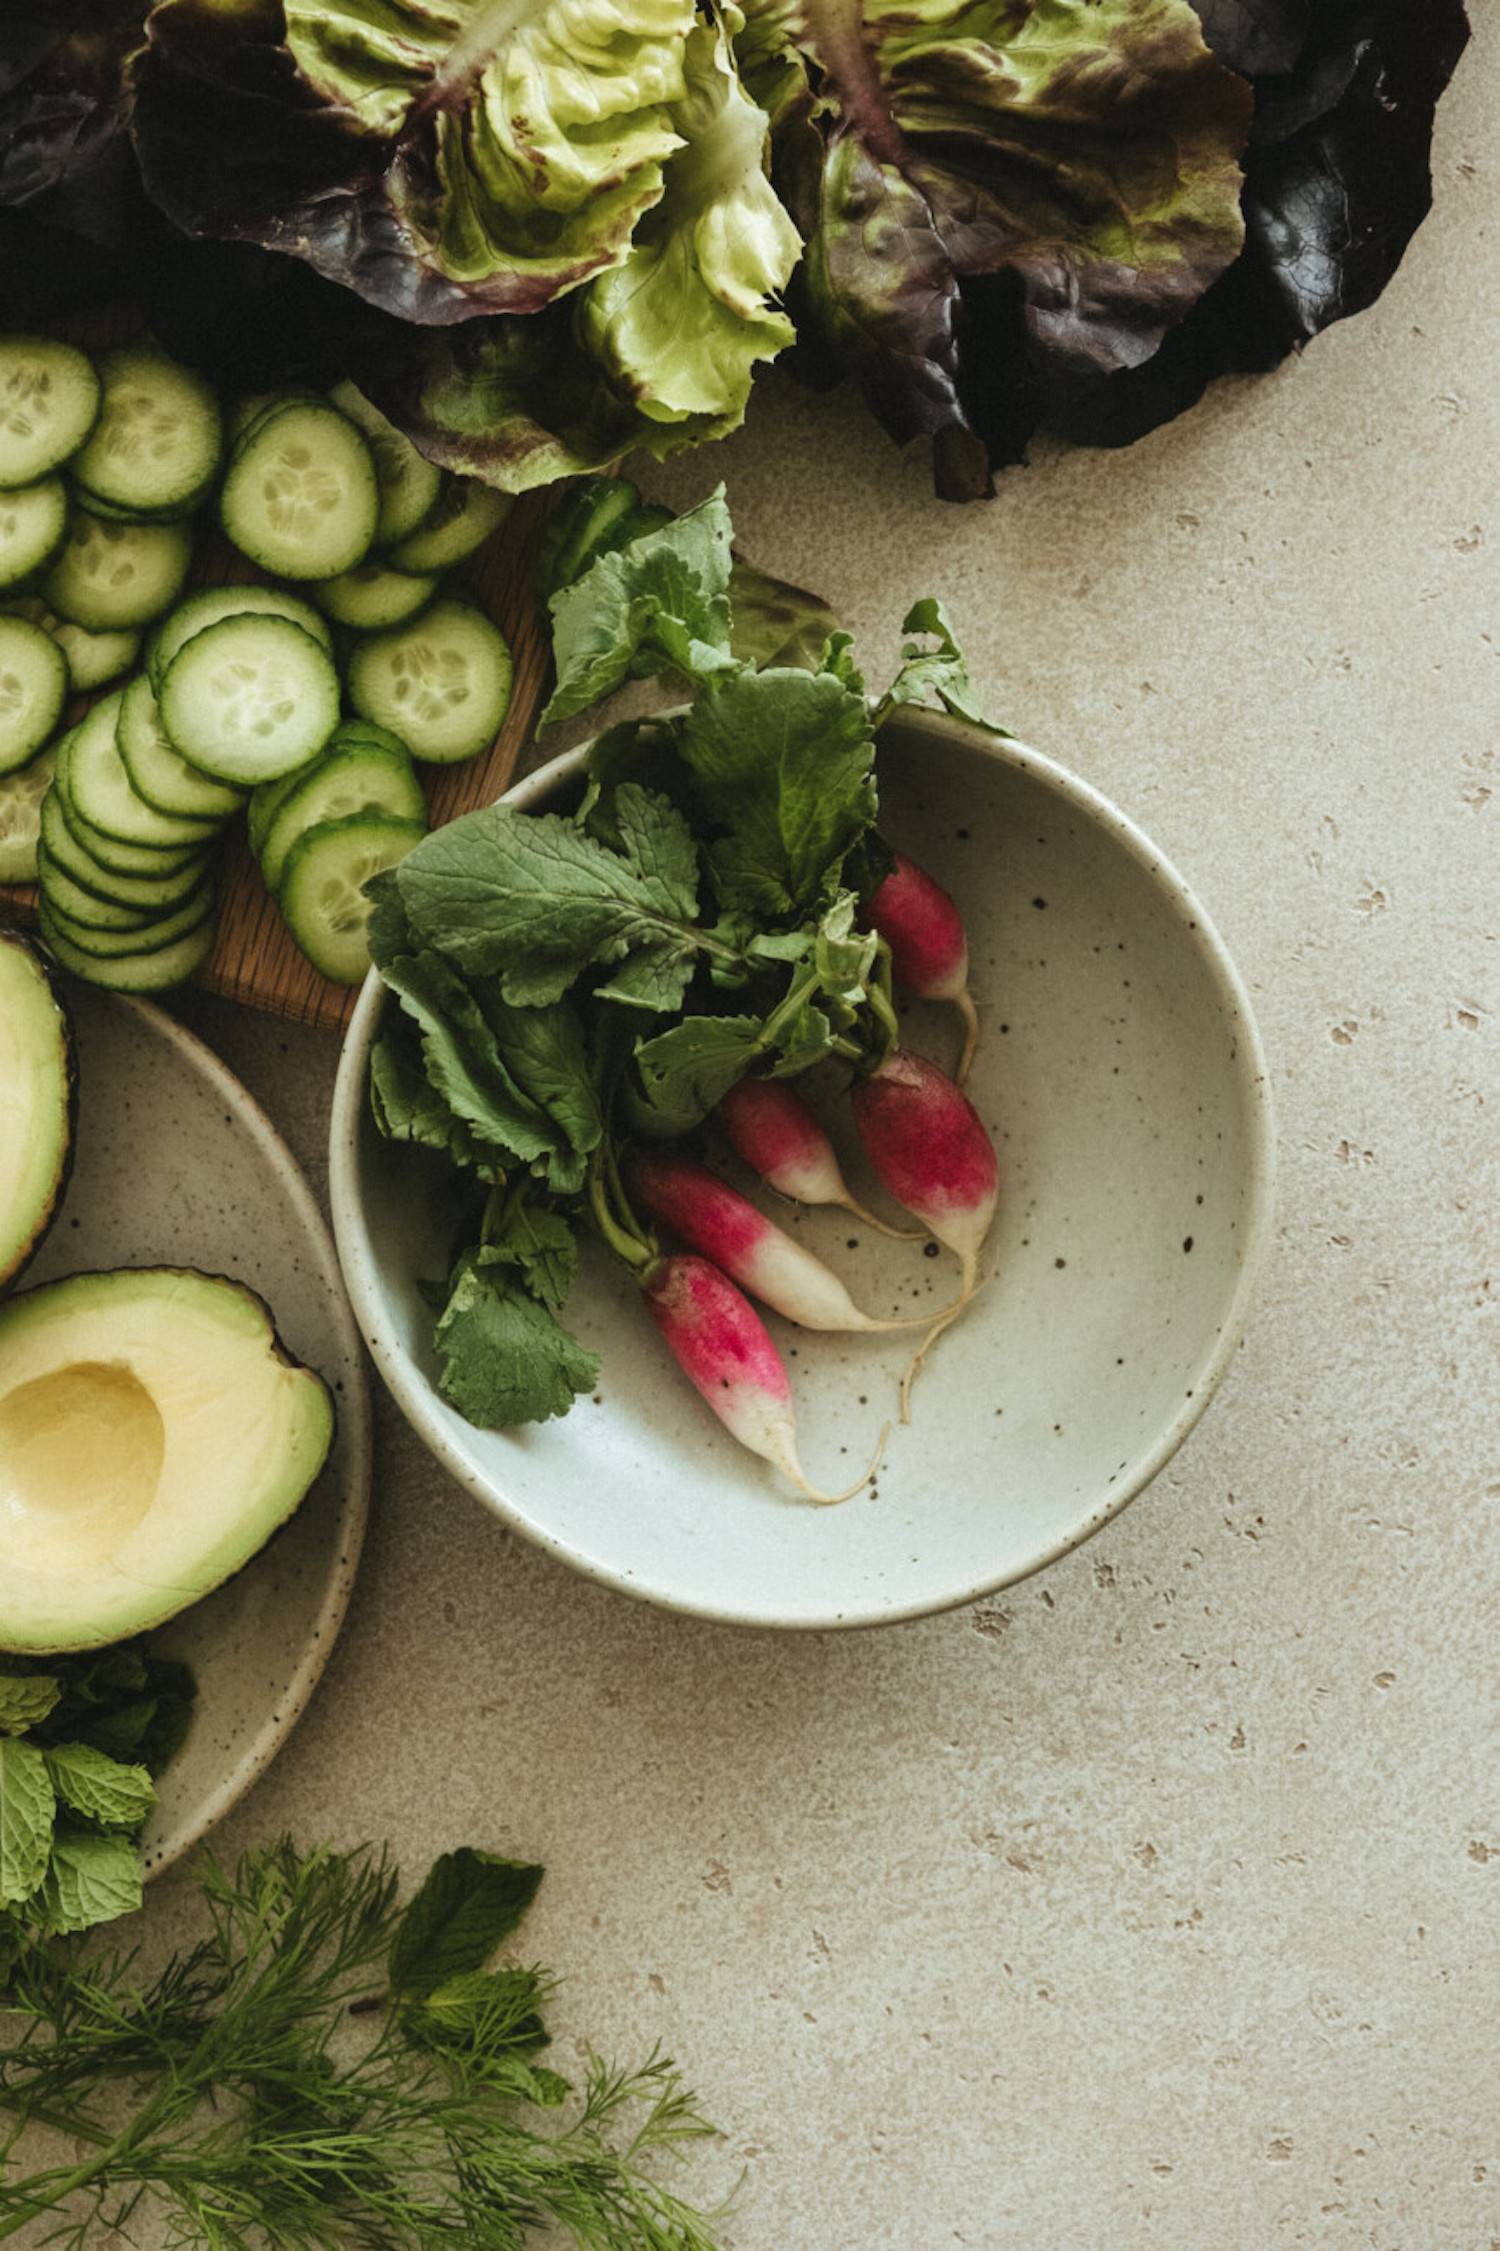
[[837, 1192, 928, 1242], [794, 1419, 891, 1507], [900, 1256, 985, 1422], [954, 989, 980, 1084]]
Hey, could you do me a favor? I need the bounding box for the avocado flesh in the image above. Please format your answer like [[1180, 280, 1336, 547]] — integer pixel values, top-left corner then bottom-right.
[[0, 930, 75, 1290], [0, 1267, 335, 1654]]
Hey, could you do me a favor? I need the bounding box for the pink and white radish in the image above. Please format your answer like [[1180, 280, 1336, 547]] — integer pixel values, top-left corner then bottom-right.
[[850, 1048, 999, 1414], [714, 1075, 920, 1239], [641, 1253, 886, 1505], [863, 851, 980, 1081], [629, 1150, 928, 1334]]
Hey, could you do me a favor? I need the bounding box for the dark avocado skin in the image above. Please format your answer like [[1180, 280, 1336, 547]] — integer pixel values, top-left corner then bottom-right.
[[1, 925, 78, 1291]]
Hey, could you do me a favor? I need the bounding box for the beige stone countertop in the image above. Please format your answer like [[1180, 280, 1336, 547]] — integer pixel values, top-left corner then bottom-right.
[[158, 22, 1497, 2247]]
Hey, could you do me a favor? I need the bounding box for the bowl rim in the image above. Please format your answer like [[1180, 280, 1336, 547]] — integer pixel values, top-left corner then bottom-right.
[[329, 709, 1277, 1630]]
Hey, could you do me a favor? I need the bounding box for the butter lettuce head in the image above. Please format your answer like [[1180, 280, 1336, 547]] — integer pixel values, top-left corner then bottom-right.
[[0, 0, 1469, 497], [133, 0, 699, 320], [330, 11, 798, 489]]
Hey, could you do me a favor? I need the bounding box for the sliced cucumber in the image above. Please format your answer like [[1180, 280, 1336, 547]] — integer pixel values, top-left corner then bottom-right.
[[37, 899, 216, 992], [41, 786, 212, 910], [308, 560, 437, 632], [69, 346, 222, 519], [260, 741, 427, 894], [146, 581, 334, 696], [49, 614, 141, 692], [117, 671, 248, 822], [53, 750, 212, 882], [34, 847, 159, 932], [278, 810, 427, 983], [38, 876, 215, 960], [43, 508, 193, 631], [59, 689, 220, 852], [227, 388, 324, 461], [0, 478, 69, 593], [0, 742, 56, 884], [220, 400, 379, 580], [328, 381, 443, 548], [245, 719, 411, 858], [0, 338, 101, 488], [386, 474, 511, 574], [0, 615, 67, 776], [346, 597, 512, 764], [159, 611, 341, 784]]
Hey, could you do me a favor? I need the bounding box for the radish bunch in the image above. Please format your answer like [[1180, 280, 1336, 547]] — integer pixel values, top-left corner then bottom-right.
[[623, 1035, 997, 1497], [364, 477, 1009, 1501]]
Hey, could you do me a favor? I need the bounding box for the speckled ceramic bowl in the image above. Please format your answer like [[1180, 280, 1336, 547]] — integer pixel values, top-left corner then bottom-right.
[[330, 708, 1274, 1630]]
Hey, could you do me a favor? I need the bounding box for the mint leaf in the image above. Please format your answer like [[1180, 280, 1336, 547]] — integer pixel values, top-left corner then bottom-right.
[[877, 599, 1007, 734], [389, 1848, 544, 2001], [0, 1736, 55, 1909], [395, 790, 701, 1011], [677, 665, 877, 918], [632, 1013, 764, 1136], [43, 1744, 155, 1833], [434, 1258, 601, 1429], [0, 1673, 61, 1736], [33, 1830, 142, 1935], [542, 489, 736, 727]]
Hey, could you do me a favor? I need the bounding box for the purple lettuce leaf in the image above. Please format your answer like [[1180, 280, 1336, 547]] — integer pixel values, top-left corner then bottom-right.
[[792, 0, 1254, 498], [1048, 0, 1473, 447]]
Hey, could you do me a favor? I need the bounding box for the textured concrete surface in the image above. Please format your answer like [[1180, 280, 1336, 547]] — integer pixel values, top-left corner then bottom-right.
[[160, 24, 1498, 2247]]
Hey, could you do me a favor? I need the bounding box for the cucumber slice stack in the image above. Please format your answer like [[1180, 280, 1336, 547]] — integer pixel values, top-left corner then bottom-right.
[[0, 329, 519, 994]]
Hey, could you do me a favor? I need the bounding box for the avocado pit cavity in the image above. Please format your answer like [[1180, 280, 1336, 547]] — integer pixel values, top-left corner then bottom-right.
[[0, 1359, 164, 1572]]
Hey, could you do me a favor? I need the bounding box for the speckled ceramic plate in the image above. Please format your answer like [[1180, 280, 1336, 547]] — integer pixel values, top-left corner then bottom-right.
[[331, 708, 1274, 1630], [24, 984, 370, 1874]]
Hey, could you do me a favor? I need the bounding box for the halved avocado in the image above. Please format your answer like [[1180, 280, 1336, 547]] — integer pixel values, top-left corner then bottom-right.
[[0, 926, 76, 1290], [0, 1267, 335, 1654]]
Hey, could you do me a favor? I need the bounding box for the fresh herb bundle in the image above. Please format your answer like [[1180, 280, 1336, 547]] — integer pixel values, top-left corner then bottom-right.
[[0, 1642, 196, 1945], [0, 1840, 724, 2251], [364, 483, 998, 1429]]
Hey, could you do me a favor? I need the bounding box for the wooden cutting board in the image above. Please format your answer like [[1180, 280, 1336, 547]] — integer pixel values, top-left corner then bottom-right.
[[1, 490, 557, 1034]]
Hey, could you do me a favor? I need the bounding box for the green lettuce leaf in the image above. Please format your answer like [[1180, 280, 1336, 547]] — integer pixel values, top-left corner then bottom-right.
[[577, 11, 800, 427], [135, 0, 697, 321]]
